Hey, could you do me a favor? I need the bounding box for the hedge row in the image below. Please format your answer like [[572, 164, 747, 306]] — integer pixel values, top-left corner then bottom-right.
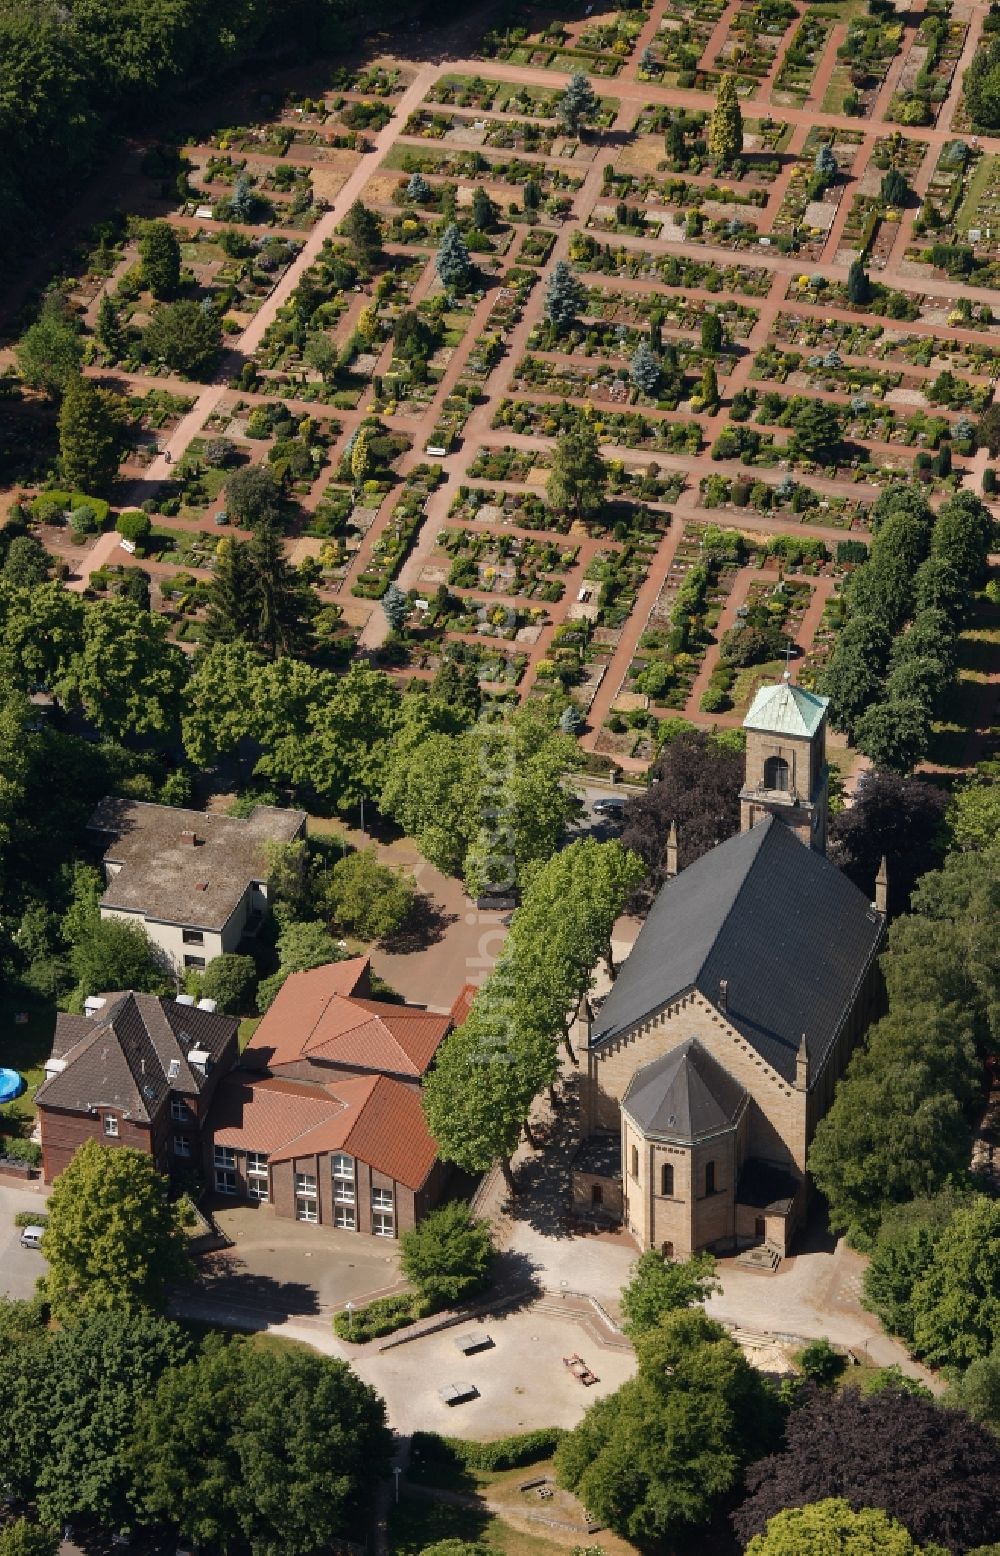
[[332, 1290, 433, 1342], [14, 1211, 48, 1228], [410, 1427, 565, 1471]]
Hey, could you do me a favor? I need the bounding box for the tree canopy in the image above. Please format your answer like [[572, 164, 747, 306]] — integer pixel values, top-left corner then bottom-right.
[[745, 1499, 947, 1556], [399, 1201, 495, 1308]]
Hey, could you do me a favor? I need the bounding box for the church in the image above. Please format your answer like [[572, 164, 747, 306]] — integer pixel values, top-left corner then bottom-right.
[[572, 675, 886, 1261]]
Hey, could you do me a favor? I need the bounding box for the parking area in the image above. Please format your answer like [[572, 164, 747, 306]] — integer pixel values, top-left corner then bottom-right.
[[196, 1201, 406, 1318], [0, 1180, 50, 1301]]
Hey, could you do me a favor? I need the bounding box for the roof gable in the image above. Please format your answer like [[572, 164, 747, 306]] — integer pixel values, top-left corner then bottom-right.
[[592, 817, 884, 1084]]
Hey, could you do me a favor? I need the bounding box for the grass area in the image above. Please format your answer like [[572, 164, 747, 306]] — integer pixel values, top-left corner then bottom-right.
[[954, 153, 999, 237], [388, 1491, 565, 1556], [821, 66, 854, 115], [0, 987, 57, 1129], [238, 1016, 261, 1051], [730, 657, 786, 716]]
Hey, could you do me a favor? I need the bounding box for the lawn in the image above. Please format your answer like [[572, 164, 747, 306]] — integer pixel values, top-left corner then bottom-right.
[[954, 154, 999, 239], [387, 1491, 570, 1556], [0, 986, 57, 1129]]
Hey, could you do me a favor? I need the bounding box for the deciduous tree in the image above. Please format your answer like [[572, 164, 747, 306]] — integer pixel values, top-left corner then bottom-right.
[[546, 415, 607, 521], [620, 1249, 719, 1337], [746, 1499, 944, 1556], [399, 1201, 495, 1307], [325, 847, 414, 941], [621, 728, 742, 898], [139, 220, 181, 299]]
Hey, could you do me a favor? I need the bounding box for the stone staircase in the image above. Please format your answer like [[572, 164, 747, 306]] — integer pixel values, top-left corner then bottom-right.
[[734, 1240, 783, 1273]]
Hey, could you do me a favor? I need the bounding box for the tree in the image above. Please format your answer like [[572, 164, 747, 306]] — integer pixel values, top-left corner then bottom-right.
[[471, 185, 498, 232], [854, 697, 931, 775], [139, 220, 181, 298], [132, 1336, 391, 1556], [422, 976, 556, 1192], [701, 311, 724, 353], [829, 771, 948, 915], [848, 260, 871, 305], [556, 1309, 779, 1544], [418, 1545, 501, 1556], [60, 596, 185, 739], [351, 427, 373, 486], [43, 1138, 191, 1320], [543, 258, 586, 333], [931, 490, 994, 590], [793, 400, 843, 464], [881, 169, 909, 208], [621, 728, 743, 897], [435, 222, 473, 292], [976, 402, 1000, 457], [620, 1249, 719, 1337], [908, 1198, 1000, 1369], [0, 1522, 58, 1556], [745, 1499, 943, 1556], [399, 1201, 495, 1307], [557, 72, 598, 137], [68, 915, 168, 1000], [546, 416, 607, 521], [407, 171, 431, 203], [3, 535, 49, 587], [699, 359, 720, 410], [15, 299, 83, 396], [326, 848, 414, 941], [822, 615, 893, 739], [143, 300, 222, 378], [381, 580, 408, 633], [226, 464, 283, 529], [256, 918, 347, 1011], [58, 374, 125, 495], [246, 519, 314, 657], [862, 1189, 971, 1346], [950, 781, 1000, 853], [708, 74, 743, 166], [946, 1348, 1000, 1432], [814, 142, 839, 183], [732, 1385, 1000, 1553], [96, 294, 125, 362], [198, 952, 257, 1014], [630, 341, 661, 396], [341, 199, 382, 266], [30, 1309, 189, 1532]]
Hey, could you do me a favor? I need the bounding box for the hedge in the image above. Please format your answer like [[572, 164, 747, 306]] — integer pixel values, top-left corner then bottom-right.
[[410, 1427, 565, 1471], [14, 1210, 48, 1228], [31, 490, 110, 526], [2, 1139, 42, 1166], [332, 1290, 434, 1342]]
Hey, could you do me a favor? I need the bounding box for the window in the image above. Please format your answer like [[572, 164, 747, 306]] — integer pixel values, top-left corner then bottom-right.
[[247, 1151, 269, 1203], [661, 1163, 674, 1197], [173, 1135, 192, 1158], [754, 1217, 766, 1240], [182, 929, 204, 946], [184, 954, 206, 970], [215, 1167, 236, 1195], [332, 1154, 355, 1203], [296, 1196, 318, 1223], [372, 1187, 394, 1211], [705, 1160, 716, 1196], [335, 1206, 356, 1230], [214, 1145, 235, 1168], [170, 1098, 187, 1123], [103, 1114, 119, 1137], [631, 1144, 639, 1180], [591, 1183, 603, 1207], [372, 1211, 395, 1238], [764, 755, 789, 792], [661, 1241, 674, 1259], [295, 1172, 317, 1198]]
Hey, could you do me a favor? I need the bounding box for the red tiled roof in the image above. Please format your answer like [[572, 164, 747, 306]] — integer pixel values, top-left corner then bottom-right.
[[247, 960, 449, 1078], [211, 1072, 438, 1191], [449, 983, 477, 1030]]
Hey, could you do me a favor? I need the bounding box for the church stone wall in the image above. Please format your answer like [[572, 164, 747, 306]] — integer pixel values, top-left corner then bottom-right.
[[587, 992, 807, 1172]]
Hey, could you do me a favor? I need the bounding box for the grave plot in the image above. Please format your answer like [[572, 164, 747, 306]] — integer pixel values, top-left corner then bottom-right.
[[352, 462, 443, 600], [750, 341, 992, 417], [770, 129, 863, 260], [567, 235, 774, 296], [906, 143, 1000, 287], [492, 398, 705, 457], [580, 286, 760, 341], [770, 311, 1000, 379], [836, 133, 928, 269], [644, 0, 727, 88], [699, 471, 871, 530], [433, 527, 579, 603], [821, 7, 905, 117], [477, 1, 649, 76], [772, 12, 835, 106], [714, 0, 798, 83], [887, 1, 967, 127]]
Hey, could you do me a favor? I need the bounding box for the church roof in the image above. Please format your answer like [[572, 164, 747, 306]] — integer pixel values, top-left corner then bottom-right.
[[590, 815, 884, 1086], [622, 1038, 746, 1142], [744, 677, 828, 738]]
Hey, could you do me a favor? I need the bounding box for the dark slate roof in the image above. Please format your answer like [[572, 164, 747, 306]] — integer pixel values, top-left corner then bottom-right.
[[36, 993, 238, 1120], [736, 1158, 799, 1214], [591, 815, 884, 1085], [622, 1038, 746, 1142]]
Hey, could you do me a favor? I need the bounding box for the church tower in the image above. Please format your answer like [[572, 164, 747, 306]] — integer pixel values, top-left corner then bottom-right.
[[739, 673, 829, 854]]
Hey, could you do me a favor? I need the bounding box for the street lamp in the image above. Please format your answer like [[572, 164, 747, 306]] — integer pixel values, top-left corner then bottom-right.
[[346, 1300, 355, 1336], [359, 797, 366, 836], [393, 1466, 402, 1504]]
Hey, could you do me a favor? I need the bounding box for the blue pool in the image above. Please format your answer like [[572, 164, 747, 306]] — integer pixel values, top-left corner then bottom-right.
[[0, 1068, 26, 1104]]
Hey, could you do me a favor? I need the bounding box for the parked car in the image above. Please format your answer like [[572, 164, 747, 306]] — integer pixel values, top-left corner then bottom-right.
[[593, 797, 625, 819], [19, 1225, 44, 1250]]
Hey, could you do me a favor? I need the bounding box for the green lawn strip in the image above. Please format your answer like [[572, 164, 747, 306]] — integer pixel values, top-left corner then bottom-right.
[[0, 987, 57, 1127]]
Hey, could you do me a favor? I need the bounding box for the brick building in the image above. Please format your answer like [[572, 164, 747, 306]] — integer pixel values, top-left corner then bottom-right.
[[573, 675, 886, 1260], [36, 992, 239, 1181], [202, 957, 455, 1237]]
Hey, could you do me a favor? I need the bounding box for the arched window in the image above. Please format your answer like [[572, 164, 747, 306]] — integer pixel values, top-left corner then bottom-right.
[[705, 1160, 716, 1196], [661, 1163, 674, 1197], [631, 1144, 639, 1180], [764, 755, 789, 792]]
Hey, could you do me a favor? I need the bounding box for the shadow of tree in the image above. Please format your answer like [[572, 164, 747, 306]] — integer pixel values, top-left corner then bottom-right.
[[194, 1250, 322, 1318], [380, 892, 458, 954]]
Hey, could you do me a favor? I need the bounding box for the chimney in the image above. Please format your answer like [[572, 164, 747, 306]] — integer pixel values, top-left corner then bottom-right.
[[664, 819, 678, 879], [180, 829, 198, 847], [718, 978, 728, 1014], [795, 1033, 810, 1092], [875, 856, 888, 915]]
